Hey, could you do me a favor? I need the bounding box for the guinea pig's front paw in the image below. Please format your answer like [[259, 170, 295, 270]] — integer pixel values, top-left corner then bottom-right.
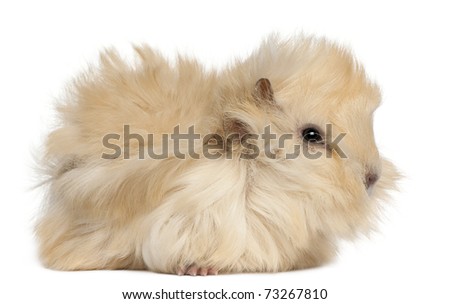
[[177, 264, 218, 276]]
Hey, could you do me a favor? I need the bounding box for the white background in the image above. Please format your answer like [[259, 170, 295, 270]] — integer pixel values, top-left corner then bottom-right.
[[1, 1, 449, 303]]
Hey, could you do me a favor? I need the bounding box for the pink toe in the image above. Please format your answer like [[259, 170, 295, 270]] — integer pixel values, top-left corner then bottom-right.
[[208, 268, 218, 275], [187, 266, 198, 276], [177, 265, 219, 276], [176, 267, 186, 276]]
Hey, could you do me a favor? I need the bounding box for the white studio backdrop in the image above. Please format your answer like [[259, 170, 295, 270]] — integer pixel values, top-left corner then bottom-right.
[[1, 1, 449, 303]]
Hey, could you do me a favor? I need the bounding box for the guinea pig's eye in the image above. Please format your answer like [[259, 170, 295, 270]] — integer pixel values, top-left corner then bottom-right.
[[302, 127, 324, 144]]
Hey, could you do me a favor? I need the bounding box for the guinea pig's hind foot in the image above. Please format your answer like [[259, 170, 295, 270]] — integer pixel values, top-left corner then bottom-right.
[[176, 264, 218, 276]]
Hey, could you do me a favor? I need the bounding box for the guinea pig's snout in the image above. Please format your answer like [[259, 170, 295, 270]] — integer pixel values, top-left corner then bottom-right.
[[364, 171, 379, 189]]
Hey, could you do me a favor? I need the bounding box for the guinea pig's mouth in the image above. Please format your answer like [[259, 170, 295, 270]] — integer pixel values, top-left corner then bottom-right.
[[364, 172, 379, 195]]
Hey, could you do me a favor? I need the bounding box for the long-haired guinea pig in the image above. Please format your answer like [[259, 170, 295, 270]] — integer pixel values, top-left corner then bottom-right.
[[36, 34, 399, 275]]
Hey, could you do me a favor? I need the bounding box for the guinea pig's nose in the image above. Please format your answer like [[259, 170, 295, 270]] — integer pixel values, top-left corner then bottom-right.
[[365, 172, 379, 189]]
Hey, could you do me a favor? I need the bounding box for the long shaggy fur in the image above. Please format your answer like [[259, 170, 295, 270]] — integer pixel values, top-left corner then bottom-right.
[[36, 34, 399, 274]]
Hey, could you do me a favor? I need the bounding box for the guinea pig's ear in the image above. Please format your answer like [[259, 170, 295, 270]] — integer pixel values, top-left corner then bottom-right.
[[223, 78, 275, 137], [223, 116, 250, 137], [253, 78, 275, 106]]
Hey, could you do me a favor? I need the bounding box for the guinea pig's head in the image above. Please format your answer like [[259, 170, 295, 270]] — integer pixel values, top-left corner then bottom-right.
[[220, 36, 399, 240]]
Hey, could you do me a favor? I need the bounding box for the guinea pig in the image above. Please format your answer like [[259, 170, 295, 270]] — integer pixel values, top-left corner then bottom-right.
[[36, 34, 399, 275]]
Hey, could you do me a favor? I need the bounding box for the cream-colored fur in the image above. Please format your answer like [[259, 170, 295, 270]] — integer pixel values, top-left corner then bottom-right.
[[36, 34, 399, 274]]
